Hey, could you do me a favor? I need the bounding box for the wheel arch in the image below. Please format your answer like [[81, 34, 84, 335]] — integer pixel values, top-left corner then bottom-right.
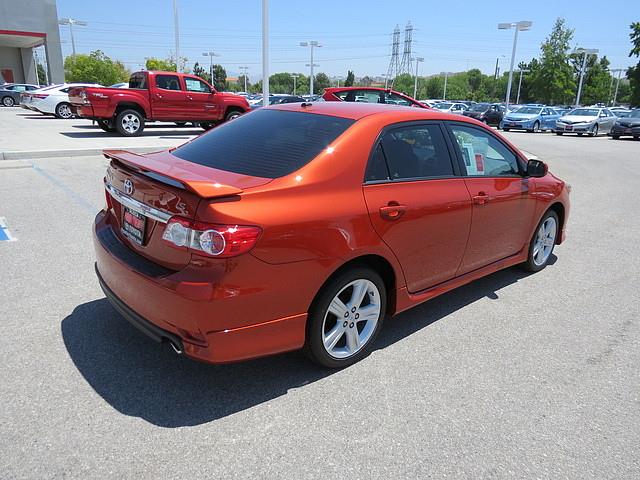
[[548, 202, 565, 244], [224, 105, 245, 117], [308, 254, 399, 318], [114, 102, 147, 119]]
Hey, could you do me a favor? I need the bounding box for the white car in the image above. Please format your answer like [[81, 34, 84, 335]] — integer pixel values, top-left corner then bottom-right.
[[27, 83, 102, 118], [433, 101, 468, 114]]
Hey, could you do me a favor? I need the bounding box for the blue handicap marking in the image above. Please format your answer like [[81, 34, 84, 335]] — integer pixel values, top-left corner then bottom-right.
[[0, 217, 16, 242]]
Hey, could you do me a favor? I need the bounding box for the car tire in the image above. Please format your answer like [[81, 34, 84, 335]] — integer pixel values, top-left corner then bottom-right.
[[225, 109, 243, 122], [97, 119, 116, 132], [522, 210, 559, 273], [533, 121, 540, 133], [612, 135, 620, 140], [556, 132, 563, 136], [115, 109, 144, 136], [200, 122, 216, 131], [590, 124, 599, 137], [577, 133, 583, 136], [503, 128, 510, 132], [175, 122, 187, 127], [2, 96, 15, 107], [305, 266, 386, 368], [55, 102, 73, 119]]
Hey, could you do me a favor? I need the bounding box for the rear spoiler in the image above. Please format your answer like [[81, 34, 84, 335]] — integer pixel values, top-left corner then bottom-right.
[[103, 149, 243, 198]]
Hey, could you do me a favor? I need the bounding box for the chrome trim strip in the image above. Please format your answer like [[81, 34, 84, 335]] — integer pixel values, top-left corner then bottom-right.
[[105, 182, 172, 224]]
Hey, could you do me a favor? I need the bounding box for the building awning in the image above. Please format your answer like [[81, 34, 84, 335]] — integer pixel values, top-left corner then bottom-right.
[[0, 29, 46, 48]]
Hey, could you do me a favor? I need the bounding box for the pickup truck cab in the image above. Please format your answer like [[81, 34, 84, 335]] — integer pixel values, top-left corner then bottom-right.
[[69, 71, 250, 136]]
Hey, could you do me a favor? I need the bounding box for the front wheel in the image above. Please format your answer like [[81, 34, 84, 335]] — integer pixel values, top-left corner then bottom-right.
[[55, 102, 73, 119], [590, 124, 599, 137], [225, 109, 243, 122], [115, 109, 144, 136], [306, 267, 386, 368], [522, 210, 559, 272], [2, 96, 15, 107]]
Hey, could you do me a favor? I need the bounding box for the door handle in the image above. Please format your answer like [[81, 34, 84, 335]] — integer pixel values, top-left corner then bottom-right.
[[155, 93, 163, 99], [472, 192, 493, 205], [379, 202, 407, 220], [186, 95, 194, 100]]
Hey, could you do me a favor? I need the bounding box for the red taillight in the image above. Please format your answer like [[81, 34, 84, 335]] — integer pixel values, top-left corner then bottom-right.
[[32, 94, 49, 99], [162, 216, 261, 258]]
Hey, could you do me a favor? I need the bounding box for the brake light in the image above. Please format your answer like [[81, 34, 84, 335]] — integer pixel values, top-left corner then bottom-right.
[[32, 94, 49, 99], [162, 216, 261, 258]]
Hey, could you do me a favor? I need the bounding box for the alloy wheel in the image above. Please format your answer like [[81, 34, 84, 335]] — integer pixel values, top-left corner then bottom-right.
[[58, 104, 72, 118], [532, 216, 557, 266], [322, 279, 381, 359], [2, 96, 15, 107], [121, 114, 140, 134]]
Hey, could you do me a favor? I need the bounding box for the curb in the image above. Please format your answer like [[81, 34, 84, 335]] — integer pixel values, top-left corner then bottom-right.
[[0, 146, 164, 160]]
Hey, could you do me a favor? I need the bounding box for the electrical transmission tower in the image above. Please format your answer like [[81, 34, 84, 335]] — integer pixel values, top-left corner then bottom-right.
[[386, 25, 401, 86], [398, 21, 414, 76]]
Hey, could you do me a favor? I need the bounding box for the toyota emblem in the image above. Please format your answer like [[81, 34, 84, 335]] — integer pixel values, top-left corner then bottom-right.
[[124, 179, 134, 195]]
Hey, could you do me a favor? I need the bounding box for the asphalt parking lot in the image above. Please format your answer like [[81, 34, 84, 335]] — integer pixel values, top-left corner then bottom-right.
[[1, 115, 639, 478]]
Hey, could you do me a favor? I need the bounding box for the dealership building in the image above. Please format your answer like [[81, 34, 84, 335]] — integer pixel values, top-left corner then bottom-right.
[[0, 0, 64, 84]]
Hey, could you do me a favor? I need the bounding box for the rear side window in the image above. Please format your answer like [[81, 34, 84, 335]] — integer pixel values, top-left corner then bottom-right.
[[129, 74, 147, 89], [173, 110, 355, 178], [378, 124, 454, 180], [156, 75, 181, 91]]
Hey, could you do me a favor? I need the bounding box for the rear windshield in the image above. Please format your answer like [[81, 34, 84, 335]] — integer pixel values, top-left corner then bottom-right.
[[173, 109, 355, 178]]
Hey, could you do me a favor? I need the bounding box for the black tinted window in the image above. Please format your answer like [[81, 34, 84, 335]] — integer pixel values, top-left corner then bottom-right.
[[173, 110, 355, 178], [365, 144, 390, 182], [129, 74, 147, 89], [380, 124, 454, 179], [156, 75, 181, 91]]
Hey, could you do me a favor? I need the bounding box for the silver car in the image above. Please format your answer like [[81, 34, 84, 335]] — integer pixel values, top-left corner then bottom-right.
[[555, 107, 617, 137]]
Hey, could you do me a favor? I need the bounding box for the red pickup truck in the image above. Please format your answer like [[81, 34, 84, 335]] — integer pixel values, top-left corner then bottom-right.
[[69, 70, 250, 136]]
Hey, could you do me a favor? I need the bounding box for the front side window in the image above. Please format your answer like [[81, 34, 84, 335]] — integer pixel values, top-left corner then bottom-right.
[[184, 77, 210, 93], [155, 75, 181, 91], [449, 124, 520, 177], [378, 124, 454, 180]]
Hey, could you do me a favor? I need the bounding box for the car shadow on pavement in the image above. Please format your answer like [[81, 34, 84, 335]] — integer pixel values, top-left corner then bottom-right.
[[61, 263, 545, 428], [60, 130, 202, 139]]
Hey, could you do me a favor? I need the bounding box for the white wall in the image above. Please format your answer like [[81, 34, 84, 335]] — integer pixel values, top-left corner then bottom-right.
[[0, 47, 24, 83]]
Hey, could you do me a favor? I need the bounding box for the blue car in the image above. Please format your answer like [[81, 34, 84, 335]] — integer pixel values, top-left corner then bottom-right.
[[500, 106, 561, 132]]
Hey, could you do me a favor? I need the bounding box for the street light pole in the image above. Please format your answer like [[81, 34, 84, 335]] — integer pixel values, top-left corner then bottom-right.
[[516, 68, 529, 104], [58, 18, 87, 57], [498, 21, 532, 110], [202, 51, 219, 83], [239, 66, 249, 92], [300, 41, 320, 95], [574, 48, 598, 107], [262, 0, 269, 107], [381, 74, 388, 89], [413, 57, 424, 99], [291, 74, 298, 95], [612, 68, 625, 106], [443, 72, 449, 100]]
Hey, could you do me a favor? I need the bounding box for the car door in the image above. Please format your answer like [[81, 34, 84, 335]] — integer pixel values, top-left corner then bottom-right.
[[362, 122, 472, 293], [183, 76, 221, 120], [445, 122, 538, 274], [485, 105, 500, 124], [602, 109, 616, 132], [151, 74, 189, 120], [541, 108, 558, 130]]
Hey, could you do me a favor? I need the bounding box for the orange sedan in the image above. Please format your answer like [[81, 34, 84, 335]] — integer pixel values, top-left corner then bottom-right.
[[94, 102, 570, 368]]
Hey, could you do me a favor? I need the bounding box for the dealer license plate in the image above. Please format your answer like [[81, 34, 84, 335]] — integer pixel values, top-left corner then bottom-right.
[[122, 207, 146, 245]]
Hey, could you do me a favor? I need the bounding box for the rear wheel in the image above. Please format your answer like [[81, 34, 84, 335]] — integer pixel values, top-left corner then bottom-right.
[[115, 109, 144, 136], [306, 267, 386, 368], [2, 96, 15, 107], [55, 102, 73, 119], [97, 119, 116, 132], [522, 210, 559, 272]]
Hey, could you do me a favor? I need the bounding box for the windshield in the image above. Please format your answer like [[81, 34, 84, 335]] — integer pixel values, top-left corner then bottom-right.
[[627, 110, 640, 118], [435, 103, 453, 109], [515, 107, 542, 115], [471, 103, 489, 112], [569, 108, 599, 116], [173, 110, 355, 178]]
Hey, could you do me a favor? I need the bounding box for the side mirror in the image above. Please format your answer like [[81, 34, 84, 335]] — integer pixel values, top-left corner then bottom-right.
[[527, 159, 548, 178], [599, 113, 606, 117]]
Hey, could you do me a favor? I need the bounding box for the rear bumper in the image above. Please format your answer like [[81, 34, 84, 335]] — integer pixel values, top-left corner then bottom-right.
[[93, 210, 310, 363]]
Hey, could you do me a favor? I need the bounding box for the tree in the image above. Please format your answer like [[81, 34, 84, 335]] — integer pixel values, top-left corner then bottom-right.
[[627, 22, 640, 107], [529, 18, 576, 105], [391, 73, 414, 95], [569, 54, 611, 105], [192, 61, 211, 83], [65, 50, 129, 85], [145, 57, 176, 71], [35, 62, 47, 85], [344, 70, 355, 87], [211, 64, 227, 91], [467, 69, 483, 99], [313, 72, 331, 94]]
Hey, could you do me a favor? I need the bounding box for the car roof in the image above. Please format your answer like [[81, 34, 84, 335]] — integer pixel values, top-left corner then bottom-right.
[[269, 101, 480, 121]]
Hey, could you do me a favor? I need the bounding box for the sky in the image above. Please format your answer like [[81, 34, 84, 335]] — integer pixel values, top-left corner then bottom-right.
[[55, 0, 638, 80]]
